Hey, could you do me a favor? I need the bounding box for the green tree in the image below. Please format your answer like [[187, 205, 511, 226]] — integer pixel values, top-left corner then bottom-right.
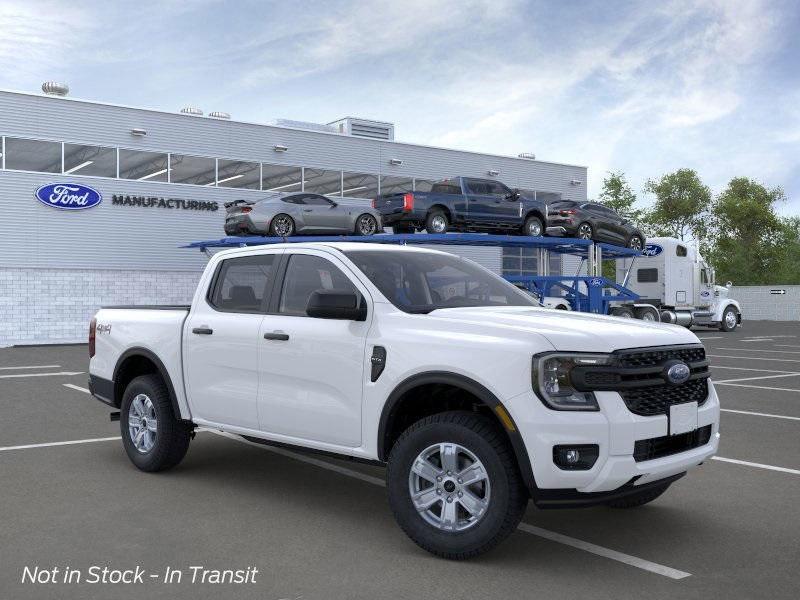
[[708, 178, 786, 285], [642, 169, 711, 241], [598, 171, 641, 221]]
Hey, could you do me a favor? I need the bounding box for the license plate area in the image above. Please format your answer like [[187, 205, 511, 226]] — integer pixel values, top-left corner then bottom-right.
[[669, 401, 698, 435]]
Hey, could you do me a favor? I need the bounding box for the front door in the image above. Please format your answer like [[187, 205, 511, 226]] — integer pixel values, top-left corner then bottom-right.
[[257, 250, 370, 447], [301, 194, 350, 232], [183, 251, 282, 429]]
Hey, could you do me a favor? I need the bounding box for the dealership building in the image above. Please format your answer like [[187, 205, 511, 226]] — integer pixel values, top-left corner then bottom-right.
[[0, 85, 588, 345]]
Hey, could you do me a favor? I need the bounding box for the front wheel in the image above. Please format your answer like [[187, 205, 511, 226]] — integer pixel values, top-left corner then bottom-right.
[[386, 411, 528, 560], [720, 306, 738, 332], [522, 215, 543, 237], [354, 213, 379, 236], [121, 375, 191, 472]]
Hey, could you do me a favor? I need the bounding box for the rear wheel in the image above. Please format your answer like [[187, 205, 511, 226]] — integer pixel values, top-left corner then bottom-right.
[[627, 235, 644, 251], [611, 306, 635, 319], [720, 306, 738, 332], [425, 210, 449, 234], [121, 375, 191, 472], [387, 411, 528, 560], [269, 214, 295, 237], [577, 222, 593, 240], [606, 482, 671, 508], [635, 306, 658, 322], [355, 213, 379, 236], [522, 215, 543, 237]]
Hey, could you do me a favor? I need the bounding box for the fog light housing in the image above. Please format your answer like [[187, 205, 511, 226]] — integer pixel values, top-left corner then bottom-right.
[[553, 444, 599, 470]]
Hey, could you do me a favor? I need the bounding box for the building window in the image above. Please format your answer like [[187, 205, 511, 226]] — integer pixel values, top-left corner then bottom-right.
[[341, 172, 379, 198], [119, 149, 169, 182], [63, 144, 117, 177], [170, 154, 216, 186], [304, 168, 342, 196], [4, 137, 61, 173], [217, 159, 260, 189], [262, 164, 302, 192], [379, 175, 413, 195]]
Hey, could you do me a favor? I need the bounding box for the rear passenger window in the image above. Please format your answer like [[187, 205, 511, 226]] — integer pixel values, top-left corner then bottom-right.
[[209, 255, 277, 313], [431, 181, 462, 194], [279, 254, 359, 316], [637, 268, 659, 283]]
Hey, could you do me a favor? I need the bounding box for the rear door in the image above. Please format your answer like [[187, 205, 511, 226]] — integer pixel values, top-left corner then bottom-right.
[[463, 179, 495, 225], [256, 250, 370, 447], [183, 251, 282, 429]]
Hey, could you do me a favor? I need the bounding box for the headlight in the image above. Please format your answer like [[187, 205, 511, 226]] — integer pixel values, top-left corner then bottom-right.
[[532, 353, 610, 411]]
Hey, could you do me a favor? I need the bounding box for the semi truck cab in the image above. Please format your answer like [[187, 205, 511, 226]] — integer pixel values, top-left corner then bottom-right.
[[616, 236, 742, 331]]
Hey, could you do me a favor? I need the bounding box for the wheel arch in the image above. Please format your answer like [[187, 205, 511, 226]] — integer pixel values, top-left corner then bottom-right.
[[113, 348, 183, 421], [377, 371, 535, 491], [427, 203, 453, 220], [524, 209, 545, 224]]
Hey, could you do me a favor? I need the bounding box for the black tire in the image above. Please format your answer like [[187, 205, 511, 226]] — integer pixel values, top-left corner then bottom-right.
[[611, 306, 635, 319], [354, 213, 379, 236], [576, 222, 593, 240], [606, 482, 671, 508], [522, 215, 544, 237], [720, 306, 738, 332], [386, 411, 528, 560], [269, 214, 295, 237], [627, 235, 644, 251], [425, 209, 449, 234], [635, 306, 659, 322], [393, 223, 416, 234], [120, 374, 191, 472]]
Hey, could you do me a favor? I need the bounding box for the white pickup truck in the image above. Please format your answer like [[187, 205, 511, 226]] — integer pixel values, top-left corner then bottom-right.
[[89, 242, 720, 559]]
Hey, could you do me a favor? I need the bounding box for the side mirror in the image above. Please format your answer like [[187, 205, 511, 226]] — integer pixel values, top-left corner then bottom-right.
[[306, 289, 365, 320], [505, 189, 521, 201], [329, 201, 338, 208]]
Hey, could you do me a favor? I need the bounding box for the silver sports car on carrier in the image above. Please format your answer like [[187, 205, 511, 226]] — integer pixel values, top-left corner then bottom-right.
[[224, 192, 383, 237]]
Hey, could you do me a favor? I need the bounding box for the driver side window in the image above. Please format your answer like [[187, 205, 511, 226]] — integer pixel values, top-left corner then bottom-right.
[[278, 254, 358, 316]]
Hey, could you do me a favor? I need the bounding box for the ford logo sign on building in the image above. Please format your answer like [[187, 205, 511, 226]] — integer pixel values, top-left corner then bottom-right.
[[35, 183, 102, 210]]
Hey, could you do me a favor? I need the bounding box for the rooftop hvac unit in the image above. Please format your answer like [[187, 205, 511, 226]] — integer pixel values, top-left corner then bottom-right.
[[208, 111, 231, 119], [518, 152, 536, 160], [42, 82, 69, 96], [328, 117, 395, 141], [180, 106, 203, 116]]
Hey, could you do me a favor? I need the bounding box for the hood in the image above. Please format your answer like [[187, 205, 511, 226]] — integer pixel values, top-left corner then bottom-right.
[[714, 285, 730, 299], [427, 306, 700, 353]]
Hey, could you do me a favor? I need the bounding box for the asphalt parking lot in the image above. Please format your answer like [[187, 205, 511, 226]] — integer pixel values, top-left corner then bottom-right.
[[1, 321, 799, 599]]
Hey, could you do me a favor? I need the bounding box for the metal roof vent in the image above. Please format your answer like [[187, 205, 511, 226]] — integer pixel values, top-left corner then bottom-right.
[[518, 152, 536, 160], [180, 106, 203, 116], [328, 117, 395, 141], [42, 82, 69, 96], [208, 111, 231, 119], [269, 119, 337, 134]]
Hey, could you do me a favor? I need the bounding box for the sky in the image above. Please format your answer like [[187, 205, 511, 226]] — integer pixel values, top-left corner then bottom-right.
[[1, 0, 799, 212]]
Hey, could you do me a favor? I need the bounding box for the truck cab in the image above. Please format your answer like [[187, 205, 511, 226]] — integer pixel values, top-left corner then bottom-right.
[[616, 237, 741, 331]]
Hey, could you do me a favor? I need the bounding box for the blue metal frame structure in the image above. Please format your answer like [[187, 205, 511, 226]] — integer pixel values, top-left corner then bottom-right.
[[183, 234, 641, 314]]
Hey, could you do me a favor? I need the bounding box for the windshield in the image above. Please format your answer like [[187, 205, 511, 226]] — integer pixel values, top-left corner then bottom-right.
[[343, 250, 538, 314]]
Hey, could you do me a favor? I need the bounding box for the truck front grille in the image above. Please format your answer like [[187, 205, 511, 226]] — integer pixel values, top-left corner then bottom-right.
[[620, 379, 709, 416], [633, 425, 713, 462]]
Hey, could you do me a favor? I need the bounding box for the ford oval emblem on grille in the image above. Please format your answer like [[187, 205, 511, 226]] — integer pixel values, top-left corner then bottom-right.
[[665, 362, 691, 385]]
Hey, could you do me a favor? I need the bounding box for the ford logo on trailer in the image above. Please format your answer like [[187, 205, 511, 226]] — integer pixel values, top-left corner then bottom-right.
[[665, 362, 691, 385], [35, 183, 102, 210], [587, 277, 604, 287], [641, 244, 663, 257]]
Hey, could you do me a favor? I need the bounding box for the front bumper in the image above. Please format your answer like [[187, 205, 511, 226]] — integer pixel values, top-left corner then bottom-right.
[[505, 381, 720, 501]]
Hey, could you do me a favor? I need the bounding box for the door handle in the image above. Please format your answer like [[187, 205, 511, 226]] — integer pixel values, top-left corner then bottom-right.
[[192, 327, 213, 335], [303, 209, 313, 213], [264, 332, 290, 341]]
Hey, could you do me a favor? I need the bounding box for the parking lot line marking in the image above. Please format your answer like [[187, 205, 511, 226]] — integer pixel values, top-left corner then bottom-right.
[[707, 354, 800, 363], [515, 524, 691, 579], [715, 373, 800, 384], [0, 364, 61, 371], [721, 408, 800, 421], [0, 370, 84, 379], [712, 456, 800, 476], [739, 339, 773, 342], [716, 347, 800, 354], [212, 431, 692, 580], [711, 365, 800, 373], [775, 344, 800, 349], [63, 383, 91, 394], [714, 382, 800, 393], [697, 336, 723, 340], [0, 436, 120, 453]]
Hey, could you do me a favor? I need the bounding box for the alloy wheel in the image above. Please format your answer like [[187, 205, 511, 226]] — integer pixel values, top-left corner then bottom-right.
[[408, 442, 491, 532], [725, 310, 737, 329], [273, 216, 293, 236], [128, 394, 157, 454], [358, 215, 377, 235], [430, 215, 447, 233], [578, 224, 592, 239], [629, 236, 643, 250], [526, 220, 542, 236]]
